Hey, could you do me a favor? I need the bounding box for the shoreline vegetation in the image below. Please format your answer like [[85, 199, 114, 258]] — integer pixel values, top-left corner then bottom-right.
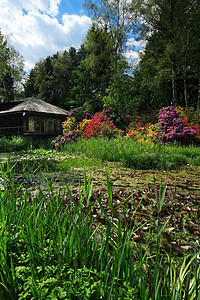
[[0, 145, 199, 299], [1, 136, 200, 170], [0, 106, 199, 299]]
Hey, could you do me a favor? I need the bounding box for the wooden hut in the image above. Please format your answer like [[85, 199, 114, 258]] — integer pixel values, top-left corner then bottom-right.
[[0, 97, 70, 137]]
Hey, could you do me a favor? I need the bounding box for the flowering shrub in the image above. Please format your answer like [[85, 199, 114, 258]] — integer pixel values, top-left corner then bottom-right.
[[51, 106, 199, 148], [176, 106, 200, 143], [81, 112, 122, 139], [53, 130, 78, 149], [154, 106, 198, 144], [126, 116, 144, 135], [127, 123, 156, 144], [62, 117, 77, 134], [76, 119, 91, 139], [51, 111, 122, 148], [176, 106, 200, 125], [126, 116, 156, 144]]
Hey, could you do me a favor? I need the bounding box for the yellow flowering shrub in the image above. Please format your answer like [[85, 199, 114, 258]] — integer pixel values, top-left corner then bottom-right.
[[62, 117, 77, 134], [126, 123, 156, 144], [76, 119, 91, 138], [176, 106, 200, 125]]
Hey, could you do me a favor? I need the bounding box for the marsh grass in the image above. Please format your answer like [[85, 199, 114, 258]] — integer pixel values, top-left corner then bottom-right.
[[0, 161, 199, 299], [62, 137, 200, 170]]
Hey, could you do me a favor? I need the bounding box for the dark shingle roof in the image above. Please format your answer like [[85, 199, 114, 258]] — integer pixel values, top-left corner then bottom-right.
[[0, 97, 70, 116]]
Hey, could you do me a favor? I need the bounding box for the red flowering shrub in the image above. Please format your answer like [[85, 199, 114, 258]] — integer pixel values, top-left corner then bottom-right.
[[125, 116, 144, 132], [82, 112, 121, 139]]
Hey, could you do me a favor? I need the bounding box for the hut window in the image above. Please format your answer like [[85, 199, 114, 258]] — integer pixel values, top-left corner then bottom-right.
[[44, 119, 53, 132], [55, 119, 61, 131], [28, 117, 62, 133], [34, 118, 40, 131], [28, 117, 34, 131], [29, 117, 44, 132]]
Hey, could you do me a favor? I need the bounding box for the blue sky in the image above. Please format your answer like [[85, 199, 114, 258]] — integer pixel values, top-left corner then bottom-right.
[[57, 0, 87, 20], [0, 0, 141, 71]]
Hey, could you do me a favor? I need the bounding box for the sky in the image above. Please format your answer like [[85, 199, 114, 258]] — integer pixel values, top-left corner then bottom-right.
[[0, 0, 142, 71]]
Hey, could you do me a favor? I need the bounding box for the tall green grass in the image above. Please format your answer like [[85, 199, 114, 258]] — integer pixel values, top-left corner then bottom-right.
[[62, 137, 200, 170], [0, 161, 199, 299]]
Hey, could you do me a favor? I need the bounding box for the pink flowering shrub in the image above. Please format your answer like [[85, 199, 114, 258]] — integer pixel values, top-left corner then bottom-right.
[[154, 106, 197, 144]]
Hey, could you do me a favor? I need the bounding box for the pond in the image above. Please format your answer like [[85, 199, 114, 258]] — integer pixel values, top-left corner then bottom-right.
[[0, 151, 200, 198]]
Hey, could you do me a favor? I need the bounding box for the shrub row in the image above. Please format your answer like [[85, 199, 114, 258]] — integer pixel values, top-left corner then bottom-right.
[[52, 106, 200, 148]]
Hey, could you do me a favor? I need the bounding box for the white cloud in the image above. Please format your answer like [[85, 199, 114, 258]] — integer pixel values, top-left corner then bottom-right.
[[124, 50, 140, 68], [0, 0, 91, 70], [126, 38, 146, 51], [6, 0, 62, 17], [124, 37, 147, 67]]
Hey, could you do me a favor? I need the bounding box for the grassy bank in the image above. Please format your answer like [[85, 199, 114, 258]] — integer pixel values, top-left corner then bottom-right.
[[62, 137, 200, 170], [0, 161, 199, 299], [1, 136, 200, 170]]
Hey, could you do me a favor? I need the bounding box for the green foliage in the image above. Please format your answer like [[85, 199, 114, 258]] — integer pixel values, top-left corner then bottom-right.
[[0, 31, 8, 80], [69, 24, 118, 114], [0, 31, 25, 101], [0, 160, 199, 299], [24, 48, 85, 110], [62, 137, 200, 170], [133, 0, 200, 109], [0, 136, 51, 153], [0, 136, 26, 152], [84, 0, 137, 63], [84, 23, 114, 94], [103, 59, 138, 116]]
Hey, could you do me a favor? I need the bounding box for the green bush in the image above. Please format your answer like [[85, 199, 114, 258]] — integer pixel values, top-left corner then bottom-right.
[[0, 136, 51, 152]]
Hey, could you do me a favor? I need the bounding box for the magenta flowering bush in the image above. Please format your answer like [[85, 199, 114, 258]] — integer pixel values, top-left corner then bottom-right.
[[154, 106, 197, 144]]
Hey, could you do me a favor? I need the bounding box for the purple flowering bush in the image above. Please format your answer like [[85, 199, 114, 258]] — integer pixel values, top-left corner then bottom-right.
[[154, 106, 197, 144], [52, 130, 78, 149]]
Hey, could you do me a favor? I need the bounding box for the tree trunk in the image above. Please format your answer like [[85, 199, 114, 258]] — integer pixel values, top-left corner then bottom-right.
[[197, 72, 200, 111], [183, 76, 188, 107], [171, 61, 177, 106]]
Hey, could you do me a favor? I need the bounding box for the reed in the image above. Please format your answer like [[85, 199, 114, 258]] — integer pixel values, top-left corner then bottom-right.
[[63, 137, 200, 170], [0, 161, 199, 299]]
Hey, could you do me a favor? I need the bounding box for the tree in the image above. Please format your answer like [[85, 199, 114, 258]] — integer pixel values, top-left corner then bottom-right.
[[24, 47, 86, 109], [0, 31, 7, 80], [34, 56, 54, 103], [84, 23, 114, 95], [132, 0, 200, 108], [0, 31, 25, 101], [84, 0, 137, 70], [24, 67, 39, 97], [7, 46, 25, 97], [67, 24, 117, 114], [102, 56, 137, 117], [0, 31, 13, 101]]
